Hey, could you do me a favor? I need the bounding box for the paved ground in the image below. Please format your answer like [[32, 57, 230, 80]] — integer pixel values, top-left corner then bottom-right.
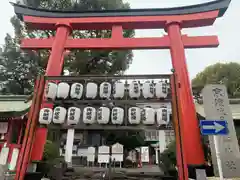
[[72, 165, 165, 179], [73, 165, 163, 174], [207, 178, 240, 180]]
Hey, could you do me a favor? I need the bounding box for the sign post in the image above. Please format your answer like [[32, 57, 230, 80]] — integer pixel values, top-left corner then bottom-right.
[[202, 84, 240, 178], [200, 119, 227, 180]]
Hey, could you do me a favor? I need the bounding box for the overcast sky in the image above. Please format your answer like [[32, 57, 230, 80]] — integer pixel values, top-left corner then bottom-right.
[[1, 0, 239, 79]]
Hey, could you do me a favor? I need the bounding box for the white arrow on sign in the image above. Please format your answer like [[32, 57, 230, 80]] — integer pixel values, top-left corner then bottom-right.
[[202, 122, 225, 133]]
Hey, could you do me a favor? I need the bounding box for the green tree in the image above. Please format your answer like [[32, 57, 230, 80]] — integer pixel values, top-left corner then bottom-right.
[[159, 139, 210, 175], [192, 62, 240, 98], [159, 141, 176, 172], [0, 0, 134, 95], [38, 140, 63, 176], [43, 140, 60, 161], [105, 131, 145, 150]]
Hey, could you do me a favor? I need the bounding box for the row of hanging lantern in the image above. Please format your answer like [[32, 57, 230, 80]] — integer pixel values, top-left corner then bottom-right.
[[45, 80, 168, 100], [39, 106, 170, 126]]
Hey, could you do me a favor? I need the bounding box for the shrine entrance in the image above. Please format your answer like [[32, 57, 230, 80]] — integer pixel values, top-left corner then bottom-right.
[[9, 1, 231, 180]]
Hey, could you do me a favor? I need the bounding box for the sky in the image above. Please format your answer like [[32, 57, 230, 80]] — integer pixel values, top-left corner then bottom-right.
[[0, 0, 239, 79]]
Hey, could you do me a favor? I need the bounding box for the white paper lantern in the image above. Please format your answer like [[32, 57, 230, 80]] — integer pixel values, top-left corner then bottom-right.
[[111, 107, 124, 125], [45, 82, 57, 100], [39, 108, 53, 125], [83, 107, 96, 124], [57, 82, 70, 99], [99, 82, 111, 99], [70, 83, 83, 99], [129, 81, 141, 98], [86, 82, 98, 99], [155, 82, 168, 98], [156, 108, 169, 125], [128, 107, 141, 124], [141, 107, 155, 125], [67, 107, 81, 125], [53, 106, 67, 124], [113, 81, 125, 99], [142, 81, 155, 98], [97, 107, 110, 124]]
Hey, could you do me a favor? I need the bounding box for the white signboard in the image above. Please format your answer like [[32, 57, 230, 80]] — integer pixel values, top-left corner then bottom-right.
[[111, 143, 124, 162], [202, 85, 240, 178], [98, 145, 110, 164], [140, 146, 149, 163], [87, 146, 95, 162], [111, 143, 123, 154], [0, 147, 9, 165], [77, 148, 88, 157], [0, 123, 8, 134], [9, 148, 19, 171]]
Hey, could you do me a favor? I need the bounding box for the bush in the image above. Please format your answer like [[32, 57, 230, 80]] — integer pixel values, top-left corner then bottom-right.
[[159, 141, 177, 176], [43, 140, 59, 161], [37, 140, 63, 176], [159, 139, 213, 177]]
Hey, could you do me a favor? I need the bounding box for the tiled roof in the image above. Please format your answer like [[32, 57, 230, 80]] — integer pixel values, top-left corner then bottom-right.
[[0, 95, 32, 118]]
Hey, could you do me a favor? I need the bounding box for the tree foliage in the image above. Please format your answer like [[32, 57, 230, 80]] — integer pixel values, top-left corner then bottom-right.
[[38, 140, 63, 176], [192, 62, 240, 98], [0, 0, 134, 95], [159, 139, 210, 173], [159, 141, 176, 171], [43, 140, 60, 161], [105, 131, 145, 150]]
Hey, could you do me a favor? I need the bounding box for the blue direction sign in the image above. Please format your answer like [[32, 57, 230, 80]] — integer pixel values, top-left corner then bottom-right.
[[200, 120, 228, 135]]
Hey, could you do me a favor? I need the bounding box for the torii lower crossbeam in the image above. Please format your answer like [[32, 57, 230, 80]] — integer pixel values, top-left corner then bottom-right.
[[21, 35, 219, 50]]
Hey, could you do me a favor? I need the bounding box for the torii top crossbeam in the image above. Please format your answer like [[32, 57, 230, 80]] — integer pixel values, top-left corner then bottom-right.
[[12, 0, 230, 50], [13, 0, 230, 29]]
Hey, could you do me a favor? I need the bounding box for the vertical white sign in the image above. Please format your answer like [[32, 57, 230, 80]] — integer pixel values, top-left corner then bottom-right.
[[141, 146, 149, 163], [9, 148, 19, 171], [202, 85, 240, 178], [158, 130, 166, 153], [65, 129, 75, 165]]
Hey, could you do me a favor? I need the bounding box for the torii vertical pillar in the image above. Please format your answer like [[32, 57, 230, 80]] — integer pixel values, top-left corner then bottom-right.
[[167, 22, 205, 177], [31, 24, 71, 161]]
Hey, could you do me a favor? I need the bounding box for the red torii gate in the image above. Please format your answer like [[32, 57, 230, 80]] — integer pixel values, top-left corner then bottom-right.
[[11, 0, 231, 179]]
